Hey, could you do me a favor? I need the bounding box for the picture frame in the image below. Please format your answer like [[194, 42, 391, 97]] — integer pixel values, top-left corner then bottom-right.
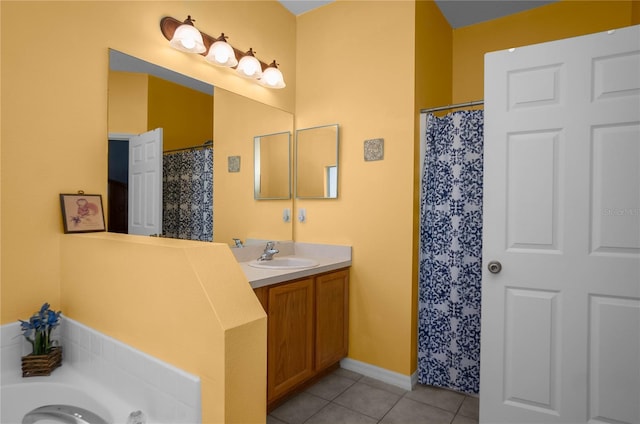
[[59, 193, 106, 233]]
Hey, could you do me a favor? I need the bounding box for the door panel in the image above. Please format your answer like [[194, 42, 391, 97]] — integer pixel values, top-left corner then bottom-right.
[[507, 131, 561, 251], [589, 296, 640, 423], [481, 25, 640, 424], [591, 124, 640, 253], [128, 128, 163, 236], [504, 288, 560, 413]]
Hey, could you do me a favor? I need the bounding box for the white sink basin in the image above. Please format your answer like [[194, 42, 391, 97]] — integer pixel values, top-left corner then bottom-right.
[[248, 257, 319, 270]]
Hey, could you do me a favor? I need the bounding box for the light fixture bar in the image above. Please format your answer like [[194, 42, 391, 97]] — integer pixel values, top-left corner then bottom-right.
[[159, 16, 270, 71]]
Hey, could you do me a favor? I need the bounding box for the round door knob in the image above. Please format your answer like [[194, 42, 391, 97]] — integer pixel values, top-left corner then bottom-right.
[[488, 261, 502, 274]]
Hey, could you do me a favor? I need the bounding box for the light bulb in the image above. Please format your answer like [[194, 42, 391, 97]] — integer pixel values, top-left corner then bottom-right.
[[169, 17, 205, 54], [181, 38, 196, 49], [214, 49, 229, 63], [236, 51, 262, 79], [242, 60, 258, 76], [205, 36, 238, 67], [258, 61, 285, 89]]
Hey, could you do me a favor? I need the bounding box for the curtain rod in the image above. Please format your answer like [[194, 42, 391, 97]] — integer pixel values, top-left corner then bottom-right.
[[163, 142, 213, 155], [420, 100, 484, 114]]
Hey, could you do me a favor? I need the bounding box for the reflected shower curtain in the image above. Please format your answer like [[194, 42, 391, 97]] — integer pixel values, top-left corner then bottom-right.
[[418, 110, 483, 394], [163, 147, 213, 241]]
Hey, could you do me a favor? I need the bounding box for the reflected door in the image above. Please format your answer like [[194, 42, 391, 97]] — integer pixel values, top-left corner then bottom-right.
[[128, 128, 163, 236], [481, 26, 640, 423]]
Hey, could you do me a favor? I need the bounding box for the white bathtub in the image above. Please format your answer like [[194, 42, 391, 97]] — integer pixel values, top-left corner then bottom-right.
[[1, 319, 200, 424], [1, 366, 144, 424]]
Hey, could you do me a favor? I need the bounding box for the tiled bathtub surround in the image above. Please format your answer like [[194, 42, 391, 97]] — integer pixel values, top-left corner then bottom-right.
[[1, 317, 201, 423]]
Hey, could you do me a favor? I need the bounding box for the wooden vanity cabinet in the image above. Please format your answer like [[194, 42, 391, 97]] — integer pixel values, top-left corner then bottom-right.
[[254, 268, 349, 409], [266, 277, 315, 401], [314, 270, 349, 370]]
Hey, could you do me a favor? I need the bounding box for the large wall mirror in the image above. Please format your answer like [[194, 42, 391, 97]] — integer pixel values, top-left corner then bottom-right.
[[295, 124, 339, 199], [107, 49, 294, 244], [254, 132, 291, 200]]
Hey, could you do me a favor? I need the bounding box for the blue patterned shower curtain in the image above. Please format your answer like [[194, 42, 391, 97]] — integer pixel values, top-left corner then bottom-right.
[[418, 110, 483, 394], [163, 147, 213, 241]]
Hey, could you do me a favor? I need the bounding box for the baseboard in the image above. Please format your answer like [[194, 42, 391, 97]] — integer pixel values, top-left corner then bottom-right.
[[340, 357, 417, 391]]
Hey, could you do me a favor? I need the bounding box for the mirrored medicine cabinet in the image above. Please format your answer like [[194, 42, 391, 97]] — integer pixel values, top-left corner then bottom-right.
[[295, 124, 339, 199], [254, 131, 291, 200]]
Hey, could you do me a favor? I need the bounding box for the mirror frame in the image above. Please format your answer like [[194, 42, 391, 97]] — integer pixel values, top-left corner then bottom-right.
[[254, 131, 292, 200], [295, 124, 339, 199]]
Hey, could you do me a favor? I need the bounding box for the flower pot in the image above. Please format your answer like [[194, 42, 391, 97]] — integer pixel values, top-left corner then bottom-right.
[[21, 346, 62, 377]]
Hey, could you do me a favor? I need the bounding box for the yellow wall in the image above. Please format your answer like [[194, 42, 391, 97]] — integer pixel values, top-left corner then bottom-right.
[[412, 0, 454, 372], [452, 0, 637, 103], [1, 0, 294, 323], [60, 234, 266, 423], [108, 72, 214, 151], [1, 2, 293, 422], [294, 0, 637, 379], [147, 75, 214, 151], [295, 0, 418, 375], [213, 88, 293, 244], [107, 71, 149, 135]]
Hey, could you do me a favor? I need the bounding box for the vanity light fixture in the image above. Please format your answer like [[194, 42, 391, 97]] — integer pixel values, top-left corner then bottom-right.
[[259, 61, 286, 88], [168, 16, 206, 53], [159, 15, 286, 89], [205, 33, 238, 67], [236, 48, 263, 79]]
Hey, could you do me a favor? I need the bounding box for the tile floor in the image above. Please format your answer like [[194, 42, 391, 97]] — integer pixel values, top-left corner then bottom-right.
[[268, 367, 479, 424]]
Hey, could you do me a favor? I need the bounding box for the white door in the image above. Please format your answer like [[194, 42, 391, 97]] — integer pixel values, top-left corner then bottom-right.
[[128, 128, 163, 236], [481, 25, 640, 424]]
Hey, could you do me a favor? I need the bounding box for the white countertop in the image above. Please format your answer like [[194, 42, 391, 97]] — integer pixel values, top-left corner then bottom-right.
[[232, 242, 352, 289]]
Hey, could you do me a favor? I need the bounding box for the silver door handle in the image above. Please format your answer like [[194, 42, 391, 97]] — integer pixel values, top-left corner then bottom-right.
[[488, 261, 502, 274]]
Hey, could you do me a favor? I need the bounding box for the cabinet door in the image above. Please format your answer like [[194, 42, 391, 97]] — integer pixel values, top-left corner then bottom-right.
[[315, 269, 349, 371], [267, 278, 315, 401]]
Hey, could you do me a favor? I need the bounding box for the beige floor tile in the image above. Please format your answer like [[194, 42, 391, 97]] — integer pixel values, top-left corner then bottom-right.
[[457, 396, 479, 419], [380, 397, 455, 424], [405, 384, 466, 412], [360, 376, 409, 396], [270, 392, 329, 424], [266, 415, 287, 424], [333, 381, 402, 419], [267, 367, 479, 424], [452, 413, 479, 424], [306, 373, 358, 400], [333, 367, 364, 381], [306, 403, 378, 424]]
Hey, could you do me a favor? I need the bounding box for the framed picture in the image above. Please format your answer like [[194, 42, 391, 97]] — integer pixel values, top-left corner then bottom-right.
[[59, 193, 106, 233]]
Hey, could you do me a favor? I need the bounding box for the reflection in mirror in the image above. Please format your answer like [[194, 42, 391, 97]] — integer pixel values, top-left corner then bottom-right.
[[107, 49, 294, 244], [213, 88, 294, 244], [108, 49, 214, 240], [254, 132, 291, 200], [295, 124, 339, 199]]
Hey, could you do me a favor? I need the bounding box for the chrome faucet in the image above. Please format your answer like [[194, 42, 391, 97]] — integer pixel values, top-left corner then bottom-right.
[[257, 241, 279, 261]]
